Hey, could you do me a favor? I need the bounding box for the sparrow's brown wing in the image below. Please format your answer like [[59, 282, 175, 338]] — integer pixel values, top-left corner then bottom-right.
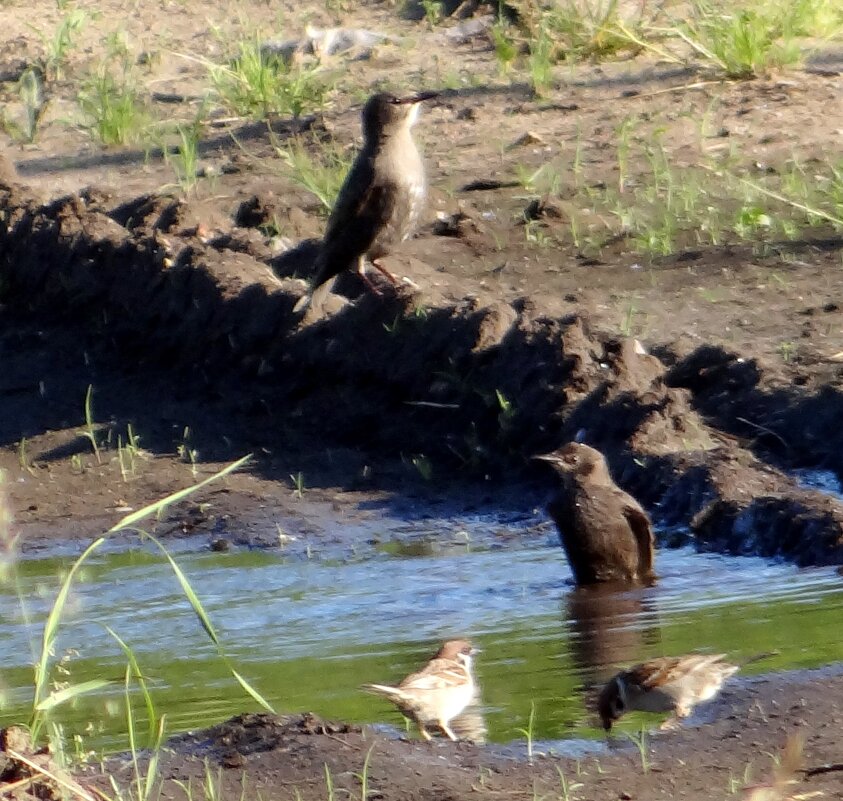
[[310, 155, 397, 291], [627, 657, 687, 689], [620, 499, 655, 573], [398, 658, 469, 692], [630, 654, 730, 689]]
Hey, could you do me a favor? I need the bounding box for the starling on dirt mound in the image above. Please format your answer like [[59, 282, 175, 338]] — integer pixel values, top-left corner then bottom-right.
[[534, 442, 656, 586], [293, 90, 437, 314]]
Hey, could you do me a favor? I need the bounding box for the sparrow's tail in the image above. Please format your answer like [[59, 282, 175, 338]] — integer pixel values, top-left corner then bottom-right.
[[360, 683, 405, 701]]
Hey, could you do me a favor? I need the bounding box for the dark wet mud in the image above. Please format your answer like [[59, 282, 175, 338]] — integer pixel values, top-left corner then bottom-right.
[[2, 178, 843, 564], [81, 666, 843, 801]]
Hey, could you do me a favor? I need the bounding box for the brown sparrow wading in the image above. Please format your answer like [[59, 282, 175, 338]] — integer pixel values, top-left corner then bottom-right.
[[362, 639, 478, 741], [293, 90, 437, 315], [598, 654, 740, 731], [534, 442, 656, 586]]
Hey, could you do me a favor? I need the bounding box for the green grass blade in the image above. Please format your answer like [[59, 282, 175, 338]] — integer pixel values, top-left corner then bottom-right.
[[139, 532, 220, 645], [124, 662, 143, 801], [32, 536, 106, 730], [138, 531, 275, 713], [230, 668, 275, 713], [144, 713, 167, 801], [106, 625, 158, 748], [108, 454, 252, 532], [35, 679, 117, 712]]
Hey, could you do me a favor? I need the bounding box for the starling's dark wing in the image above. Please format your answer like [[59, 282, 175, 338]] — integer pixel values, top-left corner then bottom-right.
[[309, 154, 397, 291], [620, 498, 655, 577]]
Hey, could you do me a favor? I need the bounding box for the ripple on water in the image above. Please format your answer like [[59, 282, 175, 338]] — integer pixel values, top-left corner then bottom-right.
[[2, 508, 842, 752]]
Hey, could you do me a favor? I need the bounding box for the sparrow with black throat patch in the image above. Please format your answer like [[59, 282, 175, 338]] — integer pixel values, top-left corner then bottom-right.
[[362, 639, 479, 741], [293, 90, 437, 315]]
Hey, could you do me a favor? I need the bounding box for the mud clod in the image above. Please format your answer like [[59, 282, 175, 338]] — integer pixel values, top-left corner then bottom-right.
[[2, 177, 843, 565]]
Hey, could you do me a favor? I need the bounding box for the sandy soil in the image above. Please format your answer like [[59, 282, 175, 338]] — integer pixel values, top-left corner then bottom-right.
[[3, 0, 843, 797]]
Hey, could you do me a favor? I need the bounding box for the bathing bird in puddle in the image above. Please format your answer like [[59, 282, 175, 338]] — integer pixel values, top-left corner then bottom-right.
[[534, 442, 656, 586], [361, 639, 479, 741], [597, 654, 740, 731], [293, 90, 438, 316]]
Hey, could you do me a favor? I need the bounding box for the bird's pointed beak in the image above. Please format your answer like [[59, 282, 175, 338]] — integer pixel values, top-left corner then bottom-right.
[[396, 90, 439, 105], [532, 453, 561, 465]]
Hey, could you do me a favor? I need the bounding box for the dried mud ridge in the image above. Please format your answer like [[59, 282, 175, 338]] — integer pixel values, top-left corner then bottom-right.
[[1, 178, 842, 566]]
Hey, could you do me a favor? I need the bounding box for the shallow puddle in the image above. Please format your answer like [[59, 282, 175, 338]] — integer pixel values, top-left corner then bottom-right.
[[2, 509, 842, 754]]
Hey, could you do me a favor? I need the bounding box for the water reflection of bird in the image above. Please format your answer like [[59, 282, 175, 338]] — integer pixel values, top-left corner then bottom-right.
[[362, 639, 479, 741], [294, 90, 437, 315], [535, 443, 656, 586], [566, 585, 659, 692], [597, 654, 740, 731]]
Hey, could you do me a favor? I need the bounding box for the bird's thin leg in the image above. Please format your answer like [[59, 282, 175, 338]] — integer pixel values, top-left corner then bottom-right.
[[440, 723, 459, 742], [418, 725, 432, 741], [371, 258, 399, 285], [356, 255, 384, 296]]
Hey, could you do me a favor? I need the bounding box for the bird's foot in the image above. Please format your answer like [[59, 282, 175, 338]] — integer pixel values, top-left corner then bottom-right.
[[441, 724, 459, 742], [359, 270, 385, 296], [371, 259, 399, 286]]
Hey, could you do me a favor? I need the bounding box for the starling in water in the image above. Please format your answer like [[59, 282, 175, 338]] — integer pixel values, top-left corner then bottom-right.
[[534, 443, 656, 586], [293, 90, 437, 314]]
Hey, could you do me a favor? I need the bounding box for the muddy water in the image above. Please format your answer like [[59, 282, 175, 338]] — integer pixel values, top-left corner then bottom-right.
[[2, 510, 842, 754]]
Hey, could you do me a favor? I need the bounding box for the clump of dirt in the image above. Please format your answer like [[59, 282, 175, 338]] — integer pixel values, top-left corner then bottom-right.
[[0, 726, 92, 801], [2, 172, 843, 564]]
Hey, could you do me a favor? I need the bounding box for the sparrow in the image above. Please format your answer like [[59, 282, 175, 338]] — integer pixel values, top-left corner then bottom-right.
[[534, 442, 656, 586], [362, 639, 479, 741], [293, 90, 437, 314], [597, 653, 740, 731]]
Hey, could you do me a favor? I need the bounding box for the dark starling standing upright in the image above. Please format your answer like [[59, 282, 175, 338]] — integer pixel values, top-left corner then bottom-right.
[[293, 90, 438, 314], [534, 442, 656, 586]]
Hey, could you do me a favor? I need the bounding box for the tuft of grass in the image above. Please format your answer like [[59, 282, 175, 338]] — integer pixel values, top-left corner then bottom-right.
[[527, 18, 555, 96], [177, 427, 199, 478], [556, 765, 584, 801], [117, 423, 145, 481], [543, 0, 643, 62], [274, 135, 352, 213], [25, 455, 268, 751], [1, 68, 48, 143], [515, 699, 536, 763], [77, 385, 102, 464], [420, 0, 444, 29], [77, 63, 150, 146], [163, 120, 203, 195], [625, 724, 650, 773], [655, 0, 843, 79], [210, 39, 329, 120], [30, 8, 89, 81], [491, 21, 518, 75]]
